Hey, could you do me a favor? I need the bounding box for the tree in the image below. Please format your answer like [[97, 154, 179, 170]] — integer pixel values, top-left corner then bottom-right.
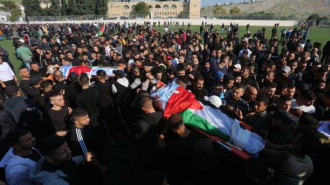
[[61, 0, 68, 16], [10, 8, 22, 21], [0, 0, 18, 11], [48, 0, 61, 16], [76, 0, 96, 15], [229, 6, 241, 15], [0, 0, 22, 21], [319, 16, 329, 21], [95, 0, 108, 15], [134, 2, 150, 17], [67, 0, 76, 15], [212, 5, 227, 16], [307, 14, 320, 20], [22, 0, 43, 19]]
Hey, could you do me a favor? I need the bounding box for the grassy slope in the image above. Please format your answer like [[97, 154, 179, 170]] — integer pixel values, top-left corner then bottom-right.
[[1, 25, 329, 75]]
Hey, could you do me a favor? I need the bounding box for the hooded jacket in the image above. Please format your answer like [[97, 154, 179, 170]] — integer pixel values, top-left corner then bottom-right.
[[30, 156, 84, 185], [0, 147, 42, 185]]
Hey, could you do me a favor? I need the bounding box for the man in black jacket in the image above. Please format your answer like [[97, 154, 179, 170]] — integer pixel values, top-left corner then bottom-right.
[[76, 74, 99, 128], [135, 96, 164, 172], [111, 70, 129, 106], [321, 40, 330, 64]]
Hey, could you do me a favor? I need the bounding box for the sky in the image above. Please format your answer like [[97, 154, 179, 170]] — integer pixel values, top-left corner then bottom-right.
[[201, 0, 247, 7]]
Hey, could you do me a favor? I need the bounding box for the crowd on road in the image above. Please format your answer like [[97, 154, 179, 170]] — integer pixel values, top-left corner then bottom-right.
[[0, 21, 329, 185]]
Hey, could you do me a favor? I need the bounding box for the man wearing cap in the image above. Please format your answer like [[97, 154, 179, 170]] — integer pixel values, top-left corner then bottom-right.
[[275, 65, 295, 85], [204, 95, 222, 109], [42, 51, 60, 66], [233, 63, 241, 73]]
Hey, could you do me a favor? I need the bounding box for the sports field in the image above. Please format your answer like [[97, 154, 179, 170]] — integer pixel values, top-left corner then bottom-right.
[[1, 25, 329, 76]]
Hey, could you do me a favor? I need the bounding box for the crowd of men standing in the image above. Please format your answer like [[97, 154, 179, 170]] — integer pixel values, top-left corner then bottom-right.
[[0, 21, 329, 185]]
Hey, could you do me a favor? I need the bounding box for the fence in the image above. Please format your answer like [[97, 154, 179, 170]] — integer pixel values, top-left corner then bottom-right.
[[28, 15, 108, 22], [209, 14, 297, 20], [316, 20, 330, 27], [28, 13, 191, 22]]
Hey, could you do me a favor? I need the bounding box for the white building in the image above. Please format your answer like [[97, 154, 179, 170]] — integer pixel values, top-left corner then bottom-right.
[[0, 11, 10, 22]]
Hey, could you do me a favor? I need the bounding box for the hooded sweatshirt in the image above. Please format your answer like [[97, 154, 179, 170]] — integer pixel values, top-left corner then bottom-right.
[[0, 147, 42, 185]]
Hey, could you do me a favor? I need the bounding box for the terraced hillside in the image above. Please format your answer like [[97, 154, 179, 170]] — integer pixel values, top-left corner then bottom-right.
[[202, 0, 330, 19]]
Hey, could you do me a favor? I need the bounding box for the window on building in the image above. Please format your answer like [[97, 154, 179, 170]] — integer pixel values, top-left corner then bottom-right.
[[171, 4, 177, 9], [132, 5, 136, 9], [124, 5, 129, 9], [149, 5, 152, 9], [163, 5, 169, 9], [155, 5, 161, 8]]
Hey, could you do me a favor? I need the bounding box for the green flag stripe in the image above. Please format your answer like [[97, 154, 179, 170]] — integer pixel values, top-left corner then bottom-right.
[[180, 109, 230, 141]]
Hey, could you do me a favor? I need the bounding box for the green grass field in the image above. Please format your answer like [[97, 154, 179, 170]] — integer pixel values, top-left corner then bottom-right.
[[1, 25, 329, 76]]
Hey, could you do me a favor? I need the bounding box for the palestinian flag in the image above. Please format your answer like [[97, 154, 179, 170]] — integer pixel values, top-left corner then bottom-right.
[[180, 106, 265, 155], [95, 24, 105, 37], [151, 83, 265, 156], [151, 83, 203, 118], [90, 66, 124, 77], [60, 65, 92, 77], [68, 66, 92, 76]]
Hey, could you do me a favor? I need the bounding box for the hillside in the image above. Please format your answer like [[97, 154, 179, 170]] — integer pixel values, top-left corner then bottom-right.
[[202, 0, 330, 19]]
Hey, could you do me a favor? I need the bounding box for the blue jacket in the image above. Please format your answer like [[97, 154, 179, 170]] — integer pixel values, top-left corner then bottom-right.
[[30, 156, 84, 185], [0, 147, 42, 185]]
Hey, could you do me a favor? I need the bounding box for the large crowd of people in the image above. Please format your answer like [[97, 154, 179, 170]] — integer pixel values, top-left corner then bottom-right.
[[0, 21, 329, 185]]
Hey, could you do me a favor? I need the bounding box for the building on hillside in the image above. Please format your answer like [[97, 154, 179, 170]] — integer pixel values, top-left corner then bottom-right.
[[0, 11, 10, 22], [107, 0, 201, 19], [39, 0, 201, 19]]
